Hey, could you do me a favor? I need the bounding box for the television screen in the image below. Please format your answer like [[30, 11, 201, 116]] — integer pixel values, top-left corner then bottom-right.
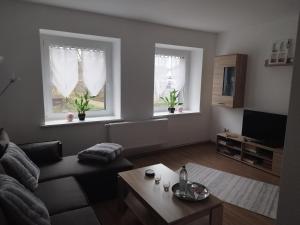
[[242, 110, 287, 147]]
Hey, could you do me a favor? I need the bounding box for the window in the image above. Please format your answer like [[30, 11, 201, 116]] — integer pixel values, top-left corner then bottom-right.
[[154, 47, 190, 112], [50, 47, 106, 113], [154, 44, 203, 115], [40, 30, 121, 123]]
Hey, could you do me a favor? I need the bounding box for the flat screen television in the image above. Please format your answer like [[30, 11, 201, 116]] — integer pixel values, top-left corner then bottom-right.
[[242, 110, 287, 148]]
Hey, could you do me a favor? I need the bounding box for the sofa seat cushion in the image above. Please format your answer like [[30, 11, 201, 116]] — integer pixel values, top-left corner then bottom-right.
[[0, 206, 8, 225], [51, 207, 101, 225], [34, 177, 88, 215], [39, 155, 133, 182]]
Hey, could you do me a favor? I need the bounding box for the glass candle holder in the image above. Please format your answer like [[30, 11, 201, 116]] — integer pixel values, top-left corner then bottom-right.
[[163, 181, 170, 192], [154, 174, 161, 184]]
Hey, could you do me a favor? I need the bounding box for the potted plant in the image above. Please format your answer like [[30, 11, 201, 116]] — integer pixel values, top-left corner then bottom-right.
[[74, 91, 93, 121], [160, 89, 183, 113]]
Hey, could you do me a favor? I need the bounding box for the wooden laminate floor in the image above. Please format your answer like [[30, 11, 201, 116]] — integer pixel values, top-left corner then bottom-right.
[[93, 142, 280, 225]]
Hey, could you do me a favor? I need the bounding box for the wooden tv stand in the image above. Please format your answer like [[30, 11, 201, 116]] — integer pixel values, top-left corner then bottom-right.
[[216, 132, 283, 176]]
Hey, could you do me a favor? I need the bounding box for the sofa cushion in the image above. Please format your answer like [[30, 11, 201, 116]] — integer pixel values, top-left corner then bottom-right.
[[19, 141, 62, 166], [0, 129, 9, 158], [0, 174, 50, 225], [39, 155, 133, 182], [0, 142, 40, 191], [51, 207, 101, 225], [0, 164, 6, 175], [34, 177, 88, 215], [0, 206, 8, 225]]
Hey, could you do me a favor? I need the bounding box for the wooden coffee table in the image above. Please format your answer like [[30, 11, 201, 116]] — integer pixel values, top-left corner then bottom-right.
[[118, 164, 223, 225]]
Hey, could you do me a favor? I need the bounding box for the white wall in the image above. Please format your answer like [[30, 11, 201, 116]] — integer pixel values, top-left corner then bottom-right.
[[0, 0, 216, 155], [277, 14, 300, 225], [210, 16, 298, 140]]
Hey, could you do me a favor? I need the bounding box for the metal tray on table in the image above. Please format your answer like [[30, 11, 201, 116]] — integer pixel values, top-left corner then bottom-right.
[[171, 181, 210, 201]]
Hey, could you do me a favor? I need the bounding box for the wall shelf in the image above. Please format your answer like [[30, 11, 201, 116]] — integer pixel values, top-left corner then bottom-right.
[[264, 59, 293, 67]]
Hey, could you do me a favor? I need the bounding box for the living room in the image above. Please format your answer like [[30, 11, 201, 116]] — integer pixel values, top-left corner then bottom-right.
[[0, 0, 299, 225]]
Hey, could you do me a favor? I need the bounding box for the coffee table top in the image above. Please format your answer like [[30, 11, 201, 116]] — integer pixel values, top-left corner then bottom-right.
[[119, 164, 222, 225]]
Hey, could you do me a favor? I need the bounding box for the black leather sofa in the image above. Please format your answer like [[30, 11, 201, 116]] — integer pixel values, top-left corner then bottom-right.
[[0, 141, 134, 225]]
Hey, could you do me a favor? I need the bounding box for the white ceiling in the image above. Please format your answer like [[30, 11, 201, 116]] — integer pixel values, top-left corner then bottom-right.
[[23, 0, 300, 33]]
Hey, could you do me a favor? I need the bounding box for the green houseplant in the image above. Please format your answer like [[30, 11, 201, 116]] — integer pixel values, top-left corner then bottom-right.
[[74, 91, 94, 121], [160, 89, 183, 113]]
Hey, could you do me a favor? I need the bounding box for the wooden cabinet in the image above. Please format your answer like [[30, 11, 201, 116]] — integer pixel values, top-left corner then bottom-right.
[[212, 54, 247, 108], [216, 132, 283, 176]]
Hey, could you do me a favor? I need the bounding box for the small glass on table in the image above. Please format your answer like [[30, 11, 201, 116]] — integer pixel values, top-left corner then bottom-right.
[[154, 174, 161, 184], [163, 181, 170, 192]]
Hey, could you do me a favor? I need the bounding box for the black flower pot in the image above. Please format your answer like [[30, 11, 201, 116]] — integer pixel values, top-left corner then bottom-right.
[[168, 107, 175, 113], [78, 113, 86, 121]]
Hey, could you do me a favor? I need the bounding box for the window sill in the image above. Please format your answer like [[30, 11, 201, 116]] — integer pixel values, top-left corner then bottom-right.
[[153, 110, 200, 118], [42, 116, 123, 127]]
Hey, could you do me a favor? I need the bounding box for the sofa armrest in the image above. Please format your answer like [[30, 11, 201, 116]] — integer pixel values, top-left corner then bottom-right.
[[19, 141, 62, 166]]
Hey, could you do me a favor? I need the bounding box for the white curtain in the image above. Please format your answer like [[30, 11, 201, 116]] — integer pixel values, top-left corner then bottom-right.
[[154, 55, 186, 100], [82, 50, 106, 96], [49, 46, 79, 97]]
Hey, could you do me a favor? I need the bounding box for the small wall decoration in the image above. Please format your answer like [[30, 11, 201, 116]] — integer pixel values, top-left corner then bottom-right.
[[269, 39, 294, 65]]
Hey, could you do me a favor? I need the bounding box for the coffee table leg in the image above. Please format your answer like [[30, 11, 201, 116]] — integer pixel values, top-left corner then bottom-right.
[[118, 176, 127, 212], [210, 204, 223, 225]]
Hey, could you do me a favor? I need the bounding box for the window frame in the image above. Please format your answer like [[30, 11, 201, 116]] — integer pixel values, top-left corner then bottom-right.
[[40, 30, 115, 122], [154, 47, 191, 112]]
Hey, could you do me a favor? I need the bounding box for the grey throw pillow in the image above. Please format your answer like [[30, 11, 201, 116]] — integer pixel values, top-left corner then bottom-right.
[[0, 174, 50, 225], [0, 164, 6, 175], [78, 143, 124, 163], [0, 142, 40, 191], [0, 129, 10, 158]]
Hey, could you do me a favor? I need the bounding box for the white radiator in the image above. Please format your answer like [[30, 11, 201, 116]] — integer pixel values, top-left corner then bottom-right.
[[105, 118, 168, 150]]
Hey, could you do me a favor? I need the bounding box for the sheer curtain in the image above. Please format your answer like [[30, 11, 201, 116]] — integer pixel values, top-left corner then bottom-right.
[[49, 46, 79, 97], [154, 55, 186, 100], [82, 50, 107, 96]]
